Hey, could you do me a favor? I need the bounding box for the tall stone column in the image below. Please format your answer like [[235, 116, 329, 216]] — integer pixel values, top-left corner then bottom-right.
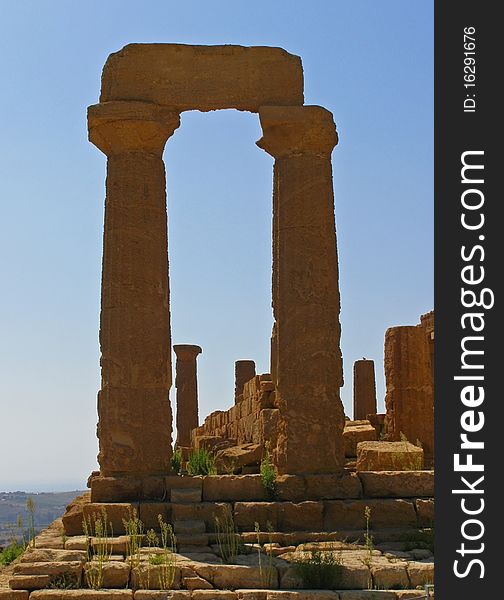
[[234, 360, 256, 401], [88, 101, 180, 476], [353, 359, 377, 420], [174, 344, 202, 448], [384, 325, 434, 458], [257, 105, 346, 474]]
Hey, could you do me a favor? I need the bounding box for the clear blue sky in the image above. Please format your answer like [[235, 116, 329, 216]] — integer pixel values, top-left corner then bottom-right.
[[0, 0, 433, 491]]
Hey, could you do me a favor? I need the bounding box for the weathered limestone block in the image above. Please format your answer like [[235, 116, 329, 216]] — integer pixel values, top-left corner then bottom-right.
[[9, 575, 50, 590], [130, 565, 181, 590], [95, 562, 130, 588], [0, 593, 30, 600], [343, 421, 377, 458], [90, 476, 142, 503], [202, 475, 266, 501], [303, 473, 363, 500], [416, 499, 435, 527], [339, 593, 395, 600], [13, 562, 83, 579], [257, 105, 345, 475], [259, 409, 280, 449], [193, 435, 233, 453], [214, 444, 263, 474], [134, 593, 190, 600], [407, 561, 434, 588], [138, 502, 172, 529], [234, 502, 279, 531], [358, 471, 434, 498], [30, 592, 133, 600], [356, 442, 424, 472], [20, 549, 86, 563], [183, 576, 213, 591], [235, 360, 256, 401], [277, 502, 324, 531], [82, 503, 137, 536], [323, 499, 418, 530], [353, 359, 377, 420], [367, 413, 386, 438], [276, 475, 306, 502], [370, 560, 410, 589], [62, 494, 91, 536], [171, 502, 229, 531], [384, 322, 434, 457], [174, 344, 202, 448], [267, 593, 339, 600], [192, 593, 236, 600], [101, 45, 303, 112], [88, 101, 180, 476], [192, 564, 277, 590]]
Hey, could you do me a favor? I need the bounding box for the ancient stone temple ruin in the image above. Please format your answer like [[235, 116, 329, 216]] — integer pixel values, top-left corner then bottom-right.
[[4, 45, 435, 599], [88, 43, 345, 485]]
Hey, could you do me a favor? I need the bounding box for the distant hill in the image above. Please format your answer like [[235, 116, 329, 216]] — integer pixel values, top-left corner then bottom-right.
[[0, 490, 85, 548]]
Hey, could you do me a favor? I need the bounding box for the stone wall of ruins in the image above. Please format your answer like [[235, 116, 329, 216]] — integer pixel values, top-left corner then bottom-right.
[[384, 311, 434, 458], [191, 374, 278, 456]]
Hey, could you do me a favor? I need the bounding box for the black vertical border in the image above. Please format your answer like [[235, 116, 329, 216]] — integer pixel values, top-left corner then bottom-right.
[[436, 1, 500, 596]]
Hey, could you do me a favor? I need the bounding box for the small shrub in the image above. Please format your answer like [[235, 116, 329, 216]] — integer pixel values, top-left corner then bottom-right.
[[83, 507, 113, 590], [254, 521, 276, 588], [215, 507, 240, 564], [26, 497, 37, 548], [260, 446, 278, 501], [0, 542, 25, 566], [293, 549, 343, 589], [362, 506, 374, 588], [156, 514, 177, 590], [398, 432, 424, 470], [48, 572, 79, 589], [187, 449, 216, 476], [171, 447, 182, 474], [122, 508, 144, 590], [401, 528, 434, 553]]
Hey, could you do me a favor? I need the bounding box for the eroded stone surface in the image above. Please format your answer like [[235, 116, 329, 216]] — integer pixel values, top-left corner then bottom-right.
[[100, 45, 303, 112], [384, 316, 434, 458], [343, 422, 377, 458], [235, 361, 257, 402], [356, 442, 424, 472], [257, 106, 345, 475], [89, 101, 179, 477], [174, 345, 202, 449], [353, 360, 377, 421]]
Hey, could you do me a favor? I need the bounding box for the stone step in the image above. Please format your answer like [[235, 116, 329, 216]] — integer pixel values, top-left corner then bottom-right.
[[177, 545, 214, 554], [173, 520, 206, 534], [9, 575, 50, 591], [171, 487, 202, 503], [175, 533, 209, 546]]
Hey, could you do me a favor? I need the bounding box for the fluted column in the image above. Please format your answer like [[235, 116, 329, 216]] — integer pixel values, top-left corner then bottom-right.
[[88, 101, 180, 476], [257, 105, 345, 474], [174, 344, 202, 448]]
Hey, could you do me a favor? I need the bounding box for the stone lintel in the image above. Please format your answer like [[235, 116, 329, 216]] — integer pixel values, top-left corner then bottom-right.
[[100, 44, 304, 112]]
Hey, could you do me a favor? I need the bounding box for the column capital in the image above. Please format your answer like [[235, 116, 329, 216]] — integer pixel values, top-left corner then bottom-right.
[[174, 344, 202, 361], [256, 105, 338, 159], [88, 101, 180, 156]]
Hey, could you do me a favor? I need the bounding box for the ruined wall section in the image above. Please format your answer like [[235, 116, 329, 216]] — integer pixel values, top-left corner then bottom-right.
[[191, 374, 279, 453]]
